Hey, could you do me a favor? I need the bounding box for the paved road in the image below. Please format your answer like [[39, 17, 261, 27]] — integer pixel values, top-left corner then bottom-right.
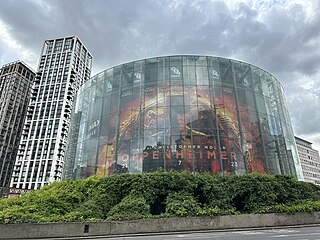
[[38, 226, 320, 240], [66, 226, 320, 240]]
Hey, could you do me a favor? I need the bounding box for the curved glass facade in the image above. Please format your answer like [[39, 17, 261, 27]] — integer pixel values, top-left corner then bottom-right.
[[64, 56, 303, 180]]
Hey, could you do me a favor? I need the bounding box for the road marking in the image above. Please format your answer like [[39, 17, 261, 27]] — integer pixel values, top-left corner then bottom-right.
[[272, 232, 320, 238], [237, 231, 265, 235]]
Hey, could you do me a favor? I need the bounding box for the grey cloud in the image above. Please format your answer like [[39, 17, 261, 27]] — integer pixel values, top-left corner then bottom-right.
[[1, 0, 320, 148], [244, 2, 320, 76], [289, 92, 320, 134], [1, 0, 319, 75], [0, 1, 54, 49]]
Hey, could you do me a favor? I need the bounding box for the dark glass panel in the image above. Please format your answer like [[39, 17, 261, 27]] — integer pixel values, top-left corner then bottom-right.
[[189, 108, 215, 138], [110, 66, 121, 90], [100, 114, 110, 137], [102, 95, 112, 116], [170, 56, 183, 68], [86, 138, 99, 177], [110, 92, 120, 113], [251, 67, 263, 94], [219, 58, 234, 86], [170, 106, 185, 129], [121, 63, 134, 89], [107, 113, 118, 134], [94, 75, 104, 100], [232, 61, 243, 88], [145, 64, 158, 85]]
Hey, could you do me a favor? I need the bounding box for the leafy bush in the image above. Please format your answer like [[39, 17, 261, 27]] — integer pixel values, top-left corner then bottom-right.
[[0, 171, 320, 223], [255, 201, 320, 214], [165, 191, 200, 216], [107, 194, 151, 220]]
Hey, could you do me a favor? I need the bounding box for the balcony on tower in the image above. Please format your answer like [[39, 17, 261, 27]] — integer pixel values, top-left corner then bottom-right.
[[34, 73, 41, 84]]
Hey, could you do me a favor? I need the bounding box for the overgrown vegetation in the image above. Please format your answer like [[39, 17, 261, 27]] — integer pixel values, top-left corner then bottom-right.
[[1, 171, 320, 223]]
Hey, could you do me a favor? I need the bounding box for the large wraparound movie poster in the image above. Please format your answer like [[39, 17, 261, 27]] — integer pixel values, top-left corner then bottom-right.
[[94, 83, 266, 176]]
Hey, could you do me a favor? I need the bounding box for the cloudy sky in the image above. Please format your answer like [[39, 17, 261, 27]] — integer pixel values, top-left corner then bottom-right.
[[0, 0, 320, 150]]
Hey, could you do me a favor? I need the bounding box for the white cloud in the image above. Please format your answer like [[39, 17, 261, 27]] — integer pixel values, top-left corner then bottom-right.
[[0, 19, 37, 68]]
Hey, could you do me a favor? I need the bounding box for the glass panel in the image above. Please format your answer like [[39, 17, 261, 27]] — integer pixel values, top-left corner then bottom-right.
[[121, 63, 134, 89], [110, 67, 121, 90], [145, 64, 158, 86], [196, 66, 209, 85], [252, 67, 263, 94], [183, 57, 196, 85], [170, 56, 183, 84], [195, 56, 207, 66], [219, 58, 234, 86]]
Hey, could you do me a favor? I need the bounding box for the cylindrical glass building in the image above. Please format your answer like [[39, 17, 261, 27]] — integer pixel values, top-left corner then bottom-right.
[[64, 56, 303, 180]]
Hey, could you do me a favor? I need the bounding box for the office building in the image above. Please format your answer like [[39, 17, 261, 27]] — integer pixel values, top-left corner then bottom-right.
[[295, 136, 320, 185], [0, 61, 35, 197], [64, 55, 303, 180], [10, 36, 92, 191]]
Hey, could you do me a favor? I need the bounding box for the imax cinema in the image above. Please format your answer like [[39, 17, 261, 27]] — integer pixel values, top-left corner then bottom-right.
[[64, 55, 303, 180]]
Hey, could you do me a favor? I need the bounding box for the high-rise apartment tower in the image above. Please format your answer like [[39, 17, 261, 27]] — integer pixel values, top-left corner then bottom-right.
[[10, 36, 92, 191], [0, 61, 35, 197]]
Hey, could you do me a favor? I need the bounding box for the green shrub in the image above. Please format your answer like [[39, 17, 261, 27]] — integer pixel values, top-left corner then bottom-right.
[[255, 201, 320, 214], [165, 191, 200, 217], [107, 194, 151, 220], [1, 172, 320, 223]]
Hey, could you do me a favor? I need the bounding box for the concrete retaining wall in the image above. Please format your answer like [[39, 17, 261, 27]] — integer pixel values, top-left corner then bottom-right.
[[0, 212, 320, 239]]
